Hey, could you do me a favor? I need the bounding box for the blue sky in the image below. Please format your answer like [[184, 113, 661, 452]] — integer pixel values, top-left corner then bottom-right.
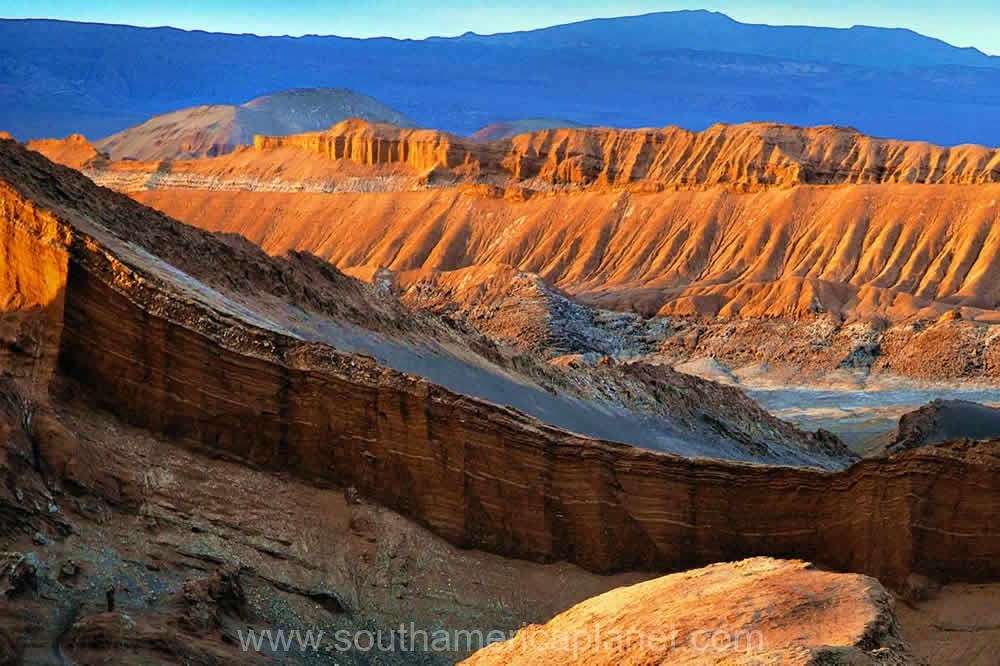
[[1, 1, 997, 54]]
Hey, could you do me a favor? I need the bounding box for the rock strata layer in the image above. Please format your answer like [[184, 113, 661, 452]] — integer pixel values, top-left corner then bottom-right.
[[254, 119, 1000, 189]]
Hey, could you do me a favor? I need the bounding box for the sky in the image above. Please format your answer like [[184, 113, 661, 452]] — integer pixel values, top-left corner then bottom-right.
[[1, 1, 997, 55]]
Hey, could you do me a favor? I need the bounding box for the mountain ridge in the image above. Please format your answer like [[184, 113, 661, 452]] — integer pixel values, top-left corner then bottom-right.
[[452, 9, 999, 68], [249, 119, 1000, 188], [3, 12, 1000, 145]]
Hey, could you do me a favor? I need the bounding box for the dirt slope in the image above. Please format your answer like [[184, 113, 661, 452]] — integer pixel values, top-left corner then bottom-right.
[[130, 184, 1000, 324]]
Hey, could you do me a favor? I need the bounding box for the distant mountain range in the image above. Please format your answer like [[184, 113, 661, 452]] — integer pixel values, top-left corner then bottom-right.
[[469, 118, 587, 142], [1, 10, 999, 145]]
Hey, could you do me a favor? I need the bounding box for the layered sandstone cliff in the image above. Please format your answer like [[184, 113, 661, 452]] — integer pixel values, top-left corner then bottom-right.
[[254, 119, 1000, 189], [2, 138, 997, 590]]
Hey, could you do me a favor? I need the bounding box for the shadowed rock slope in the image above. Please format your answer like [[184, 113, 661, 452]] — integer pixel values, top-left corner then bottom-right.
[[865, 399, 1000, 456], [469, 118, 587, 142], [2, 137, 998, 589]]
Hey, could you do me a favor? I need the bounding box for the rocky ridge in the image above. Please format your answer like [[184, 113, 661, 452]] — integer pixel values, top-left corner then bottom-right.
[[865, 399, 1000, 455], [253, 119, 1000, 190]]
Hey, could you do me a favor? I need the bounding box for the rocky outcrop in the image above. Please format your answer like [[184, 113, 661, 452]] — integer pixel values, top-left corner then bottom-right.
[[2, 138, 998, 590], [24, 134, 103, 171], [878, 399, 1000, 455], [254, 120, 1000, 190], [463, 558, 922, 665], [253, 119, 487, 177], [397, 263, 665, 356]]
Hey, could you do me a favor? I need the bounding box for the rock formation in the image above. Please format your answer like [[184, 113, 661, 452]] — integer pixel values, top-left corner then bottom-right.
[[463, 558, 922, 665], [872, 399, 1000, 455], [123, 182, 1000, 381], [2, 137, 998, 592], [24, 133, 104, 170], [252, 119, 1000, 189]]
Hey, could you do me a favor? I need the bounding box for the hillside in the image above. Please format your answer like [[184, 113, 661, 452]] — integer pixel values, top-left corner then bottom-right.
[[95, 88, 417, 160], [3, 12, 1000, 145]]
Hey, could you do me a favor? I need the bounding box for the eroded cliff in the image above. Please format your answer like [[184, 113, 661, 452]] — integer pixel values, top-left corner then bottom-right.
[[27, 124, 1000, 333], [2, 138, 997, 590], [131, 184, 1000, 326], [254, 119, 1000, 189]]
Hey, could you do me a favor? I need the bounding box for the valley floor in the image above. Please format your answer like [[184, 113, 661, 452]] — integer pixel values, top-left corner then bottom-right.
[[675, 358, 1000, 449]]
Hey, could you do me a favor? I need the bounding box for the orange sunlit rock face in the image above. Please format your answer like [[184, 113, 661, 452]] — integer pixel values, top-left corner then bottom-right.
[[462, 558, 918, 665], [254, 119, 1000, 188], [30, 122, 1000, 327]]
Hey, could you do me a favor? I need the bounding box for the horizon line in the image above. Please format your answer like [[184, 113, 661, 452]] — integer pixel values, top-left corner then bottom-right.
[[2, 10, 996, 57]]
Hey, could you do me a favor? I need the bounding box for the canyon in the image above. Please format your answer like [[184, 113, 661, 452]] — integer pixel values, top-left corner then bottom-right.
[[32, 121, 1000, 411], [3, 6, 1000, 662], [3, 127, 999, 663]]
